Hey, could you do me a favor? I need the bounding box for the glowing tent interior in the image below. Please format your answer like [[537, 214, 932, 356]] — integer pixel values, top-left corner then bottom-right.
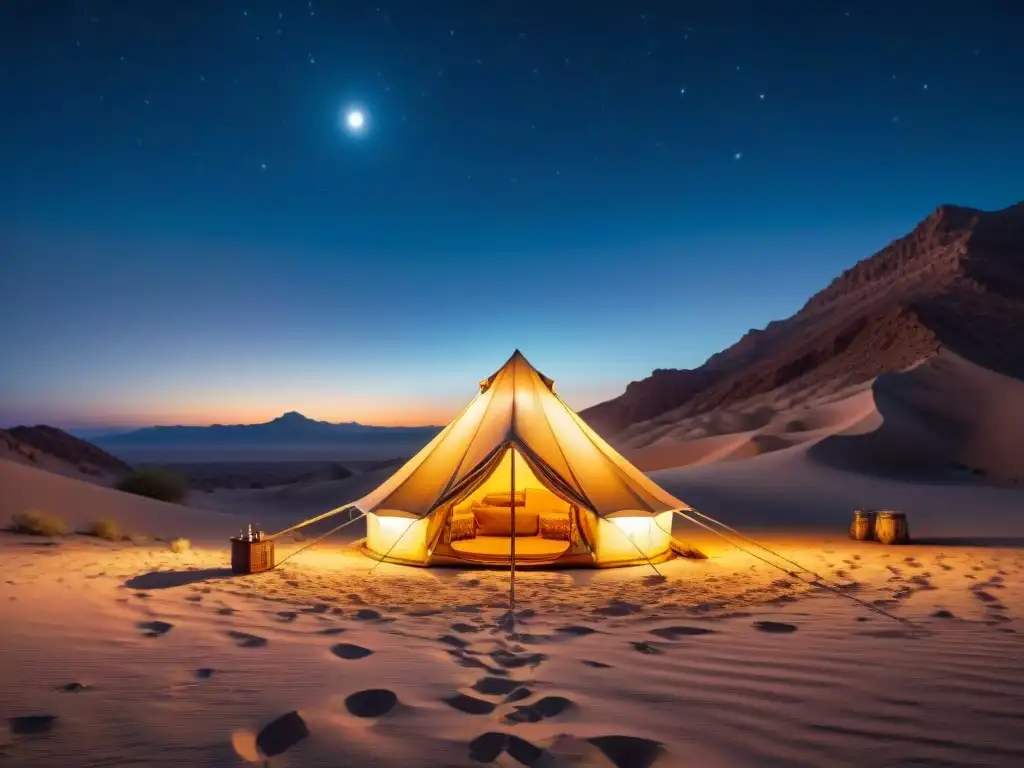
[[281, 350, 697, 568]]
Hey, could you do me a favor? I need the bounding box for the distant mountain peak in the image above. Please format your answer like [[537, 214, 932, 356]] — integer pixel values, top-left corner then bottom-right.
[[270, 410, 317, 424]]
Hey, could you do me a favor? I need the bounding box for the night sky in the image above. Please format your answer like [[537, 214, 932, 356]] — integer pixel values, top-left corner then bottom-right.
[[2, 1, 1022, 429]]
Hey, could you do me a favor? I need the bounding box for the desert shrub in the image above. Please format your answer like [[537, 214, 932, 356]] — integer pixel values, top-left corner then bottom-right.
[[168, 537, 191, 553], [117, 468, 187, 503], [81, 517, 121, 541], [9, 510, 68, 537]]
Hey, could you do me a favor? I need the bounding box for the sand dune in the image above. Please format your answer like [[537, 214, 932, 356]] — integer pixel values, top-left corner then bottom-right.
[[0, 459, 239, 543], [623, 351, 1024, 487]]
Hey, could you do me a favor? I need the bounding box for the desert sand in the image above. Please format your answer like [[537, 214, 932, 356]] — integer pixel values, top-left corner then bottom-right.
[[2, 450, 1024, 767]]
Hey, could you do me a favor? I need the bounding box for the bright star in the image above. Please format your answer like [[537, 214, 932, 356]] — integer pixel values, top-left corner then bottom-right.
[[734, 152, 742, 161], [343, 107, 367, 135]]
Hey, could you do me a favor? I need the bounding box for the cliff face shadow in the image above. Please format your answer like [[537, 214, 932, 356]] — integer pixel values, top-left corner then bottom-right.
[[124, 568, 234, 590]]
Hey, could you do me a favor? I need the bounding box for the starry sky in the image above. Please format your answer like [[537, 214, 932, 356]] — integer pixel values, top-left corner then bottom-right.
[[2, 1, 1022, 430]]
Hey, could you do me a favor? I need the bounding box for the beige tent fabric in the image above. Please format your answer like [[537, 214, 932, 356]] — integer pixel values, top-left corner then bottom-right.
[[351, 350, 688, 519]]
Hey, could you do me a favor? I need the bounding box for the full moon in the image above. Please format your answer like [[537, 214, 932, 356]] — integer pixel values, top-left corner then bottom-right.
[[344, 107, 366, 134]]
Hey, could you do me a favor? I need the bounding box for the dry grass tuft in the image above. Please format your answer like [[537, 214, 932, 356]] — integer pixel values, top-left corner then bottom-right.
[[168, 537, 191, 553], [9, 510, 68, 537], [80, 518, 121, 541]]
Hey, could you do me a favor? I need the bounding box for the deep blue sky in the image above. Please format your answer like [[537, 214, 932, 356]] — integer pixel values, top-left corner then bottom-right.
[[1, 1, 1022, 428]]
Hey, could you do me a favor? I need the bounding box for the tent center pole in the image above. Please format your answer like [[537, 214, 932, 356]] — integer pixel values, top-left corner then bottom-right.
[[509, 447, 516, 627]]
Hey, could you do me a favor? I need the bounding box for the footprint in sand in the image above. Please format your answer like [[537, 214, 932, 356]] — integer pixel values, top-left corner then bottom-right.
[[630, 641, 662, 655], [352, 608, 382, 621], [215, 607, 236, 616], [236, 710, 309, 760], [490, 649, 547, 669], [438, 634, 470, 649], [649, 626, 716, 640], [408, 608, 443, 617], [138, 621, 173, 638], [556, 625, 597, 637], [753, 621, 798, 634], [9, 715, 58, 736], [330, 643, 374, 660], [448, 649, 504, 674], [594, 600, 642, 617], [185, 595, 202, 603], [931, 609, 955, 619], [276, 611, 298, 622], [505, 687, 532, 703], [472, 676, 519, 696], [55, 682, 89, 693], [444, 693, 496, 715], [589, 735, 665, 768], [451, 622, 482, 634], [581, 659, 612, 669], [505, 696, 574, 724], [195, 668, 215, 679], [317, 627, 346, 636], [345, 689, 398, 718], [226, 630, 268, 648], [858, 628, 920, 639], [469, 732, 544, 765]]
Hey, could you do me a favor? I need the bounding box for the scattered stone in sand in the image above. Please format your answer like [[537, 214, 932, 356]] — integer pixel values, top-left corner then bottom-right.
[[345, 688, 398, 718], [594, 600, 642, 617], [195, 668, 215, 679], [330, 643, 374, 660], [649, 626, 716, 640], [138, 620, 173, 638], [133, 592, 151, 600], [9, 715, 58, 736], [456, 604, 483, 613], [515, 609, 536, 620], [505, 696, 574, 724], [317, 627, 346, 635], [55, 682, 89, 692], [556, 625, 597, 636], [444, 693, 496, 715], [438, 634, 469, 648], [931, 609, 955, 619], [490, 649, 547, 669], [216, 607, 236, 616], [276, 611, 298, 622], [973, 590, 999, 603], [581, 659, 612, 668], [630, 641, 662, 654], [346, 593, 365, 604], [504, 687, 532, 703], [226, 630, 268, 648], [352, 608, 382, 621], [753, 621, 798, 634], [184, 595, 202, 603], [589, 735, 665, 768], [256, 711, 309, 758], [468, 732, 544, 765], [451, 622, 481, 634], [472, 676, 519, 696], [303, 603, 331, 614]]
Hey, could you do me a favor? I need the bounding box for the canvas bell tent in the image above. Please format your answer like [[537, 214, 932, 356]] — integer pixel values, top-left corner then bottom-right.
[[287, 351, 695, 568]]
